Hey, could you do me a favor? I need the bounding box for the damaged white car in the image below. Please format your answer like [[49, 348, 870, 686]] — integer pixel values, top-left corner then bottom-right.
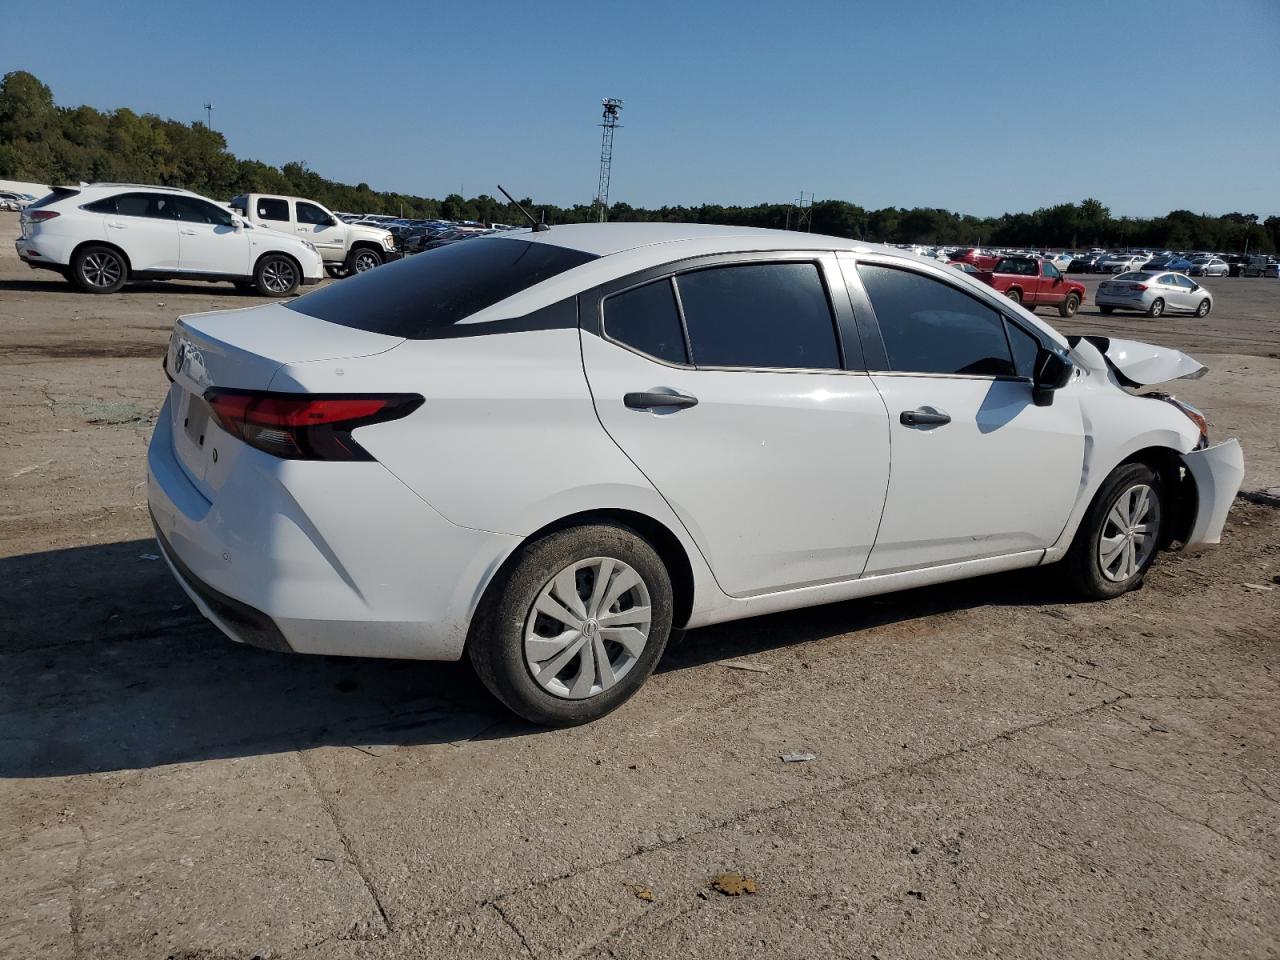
[[147, 225, 1245, 725]]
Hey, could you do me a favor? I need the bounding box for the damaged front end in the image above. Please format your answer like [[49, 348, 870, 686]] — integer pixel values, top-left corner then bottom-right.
[[1068, 334, 1245, 550]]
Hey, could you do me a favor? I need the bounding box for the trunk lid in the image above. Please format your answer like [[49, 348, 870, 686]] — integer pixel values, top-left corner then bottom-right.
[[164, 302, 404, 500]]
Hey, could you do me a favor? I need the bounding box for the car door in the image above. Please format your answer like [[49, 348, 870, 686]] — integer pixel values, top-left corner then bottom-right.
[[253, 196, 294, 235], [98, 192, 180, 271], [580, 254, 892, 597], [171, 196, 249, 275], [1174, 273, 1203, 310], [295, 200, 346, 258], [1039, 261, 1067, 305], [842, 255, 1084, 575]]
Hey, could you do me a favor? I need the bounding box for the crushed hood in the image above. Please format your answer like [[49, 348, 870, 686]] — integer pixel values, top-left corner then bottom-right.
[[1069, 335, 1207, 387]]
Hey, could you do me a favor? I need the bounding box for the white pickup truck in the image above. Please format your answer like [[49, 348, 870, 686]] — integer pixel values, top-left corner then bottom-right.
[[229, 193, 399, 278]]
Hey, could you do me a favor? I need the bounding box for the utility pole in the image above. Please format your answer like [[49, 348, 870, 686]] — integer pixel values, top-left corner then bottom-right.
[[787, 191, 813, 232], [593, 98, 623, 223], [203, 102, 214, 131]]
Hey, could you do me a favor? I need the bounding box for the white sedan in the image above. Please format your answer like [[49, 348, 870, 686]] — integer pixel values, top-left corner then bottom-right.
[[147, 224, 1244, 725]]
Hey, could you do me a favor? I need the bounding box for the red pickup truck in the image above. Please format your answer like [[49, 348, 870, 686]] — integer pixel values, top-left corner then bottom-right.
[[976, 257, 1086, 317], [948, 248, 1002, 271]]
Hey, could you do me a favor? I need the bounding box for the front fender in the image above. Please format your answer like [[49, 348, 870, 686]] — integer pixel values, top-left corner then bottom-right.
[[1183, 440, 1245, 549]]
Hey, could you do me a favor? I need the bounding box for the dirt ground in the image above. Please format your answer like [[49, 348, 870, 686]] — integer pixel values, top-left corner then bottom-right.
[[2, 209, 1278, 960]]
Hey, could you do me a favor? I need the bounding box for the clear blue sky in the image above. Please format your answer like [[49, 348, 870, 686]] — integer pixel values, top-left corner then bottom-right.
[[4, 0, 1278, 217]]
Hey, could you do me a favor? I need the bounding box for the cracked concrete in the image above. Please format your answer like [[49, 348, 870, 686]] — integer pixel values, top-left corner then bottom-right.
[[1, 214, 1278, 958]]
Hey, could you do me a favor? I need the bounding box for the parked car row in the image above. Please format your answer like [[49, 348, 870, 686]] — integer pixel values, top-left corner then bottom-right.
[[1, 190, 37, 211]]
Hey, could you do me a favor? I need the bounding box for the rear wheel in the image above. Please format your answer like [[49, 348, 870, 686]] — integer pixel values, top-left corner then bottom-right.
[[1147, 297, 1165, 318], [469, 523, 674, 726], [324, 264, 350, 279], [254, 254, 301, 297], [1195, 298, 1211, 317], [71, 245, 127, 293], [1064, 462, 1165, 600], [1005, 289, 1023, 305], [1058, 293, 1080, 318]]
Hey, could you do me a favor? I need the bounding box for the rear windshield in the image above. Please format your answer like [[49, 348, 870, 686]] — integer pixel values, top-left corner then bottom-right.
[[28, 188, 77, 210], [286, 238, 597, 337]]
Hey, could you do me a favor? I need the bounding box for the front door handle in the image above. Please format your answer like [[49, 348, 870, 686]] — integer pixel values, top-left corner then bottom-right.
[[624, 390, 699, 411], [180, 228, 198, 236], [900, 408, 951, 427]]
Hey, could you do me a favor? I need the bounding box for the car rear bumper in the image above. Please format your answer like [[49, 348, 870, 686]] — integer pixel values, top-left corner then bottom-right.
[[1183, 439, 1245, 550], [14, 238, 67, 272], [1094, 292, 1150, 310], [146, 393, 520, 660]]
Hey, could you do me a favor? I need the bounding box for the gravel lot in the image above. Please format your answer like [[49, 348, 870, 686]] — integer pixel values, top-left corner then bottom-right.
[[2, 210, 1278, 960]]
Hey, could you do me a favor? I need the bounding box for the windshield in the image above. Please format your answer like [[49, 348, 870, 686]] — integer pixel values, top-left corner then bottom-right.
[[286, 237, 597, 337]]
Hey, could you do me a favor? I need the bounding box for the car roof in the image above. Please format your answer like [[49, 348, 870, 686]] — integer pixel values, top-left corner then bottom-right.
[[510, 222, 873, 258]]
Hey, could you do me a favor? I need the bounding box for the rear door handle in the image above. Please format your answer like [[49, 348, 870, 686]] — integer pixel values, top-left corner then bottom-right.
[[900, 408, 951, 427], [107, 222, 126, 229], [624, 390, 699, 410]]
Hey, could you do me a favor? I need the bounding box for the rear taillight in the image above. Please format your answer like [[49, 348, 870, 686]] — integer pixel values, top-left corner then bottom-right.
[[1128, 283, 1148, 291], [28, 210, 60, 222], [204, 389, 423, 461]]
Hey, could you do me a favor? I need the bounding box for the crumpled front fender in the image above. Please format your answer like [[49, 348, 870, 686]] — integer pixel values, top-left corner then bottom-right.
[[1183, 439, 1245, 549]]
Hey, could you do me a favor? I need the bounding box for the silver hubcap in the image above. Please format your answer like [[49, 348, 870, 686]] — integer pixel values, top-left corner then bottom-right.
[[83, 251, 122, 287], [1151, 300, 1163, 316], [523, 557, 652, 700], [262, 260, 296, 293], [1099, 483, 1160, 582], [354, 252, 378, 272]]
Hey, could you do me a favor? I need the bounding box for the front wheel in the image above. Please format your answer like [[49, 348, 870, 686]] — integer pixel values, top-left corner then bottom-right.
[[1064, 462, 1165, 600], [469, 523, 674, 726], [71, 245, 128, 294], [1058, 293, 1080, 318], [1147, 297, 1165, 318], [347, 247, 383, 274], [1195, 298, 1211, 317], [254, 254, 301, 297]]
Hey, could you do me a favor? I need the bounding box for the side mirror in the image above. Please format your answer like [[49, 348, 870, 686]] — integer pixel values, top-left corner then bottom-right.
[[328, 216, 339, 226], [231, 218, 243, 232], [1032, 348, 1073, 407]]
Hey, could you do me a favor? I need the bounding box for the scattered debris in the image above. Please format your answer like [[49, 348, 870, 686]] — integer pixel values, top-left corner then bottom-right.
[[723, 659, 772, 673], [781, 752, 816, 763], [6, 459, 54, 479], [711, 873, 758, 896], [626, 883, 654, 902], [138, 553, 160, 561], [1242, 582, 1274, 592], [907, 889, 927, 901], [1149, 722, 1170, 733], [978, 910, 991, 920]]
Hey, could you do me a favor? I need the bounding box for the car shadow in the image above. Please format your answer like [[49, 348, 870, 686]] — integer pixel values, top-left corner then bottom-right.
[[0, 278, 274, 298], [0, 538, 1078, 778]]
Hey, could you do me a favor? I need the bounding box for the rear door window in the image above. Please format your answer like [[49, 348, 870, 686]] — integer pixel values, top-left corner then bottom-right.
[[856, 263, 1015, 377], [674, 262, 840, 370], [604, 279, 688, 365], [256, 198, 290, 221]]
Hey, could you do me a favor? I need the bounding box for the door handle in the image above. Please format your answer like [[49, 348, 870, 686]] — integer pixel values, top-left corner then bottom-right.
[[107, 222, 126, 229], [180, 229, 198, 236], [900, 408, 951, 427], [624, 390, 699, 410]]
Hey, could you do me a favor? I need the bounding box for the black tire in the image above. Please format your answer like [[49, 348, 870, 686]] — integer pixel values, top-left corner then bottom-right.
[[253, 254, 301, 297], [1063, 462, 1165, 600], [1058, 293, 1080, 318], [325, 264, 350, 279], [1146, 298, 1165, 318], [347, 247, 383, 274], [1005, 289, 1023, 305], [1100, 305, 1115, 314], [71, 244, 127, 294], [1195, 298, 1211, 318], [469, 523, 675, 726]]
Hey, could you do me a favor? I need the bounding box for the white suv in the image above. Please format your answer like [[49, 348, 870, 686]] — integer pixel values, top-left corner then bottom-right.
[[16, 183, 324, 296]]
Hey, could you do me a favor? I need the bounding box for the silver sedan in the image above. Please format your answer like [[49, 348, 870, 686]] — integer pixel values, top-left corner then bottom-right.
[[1188, 256, 1230, 277], [1095, 271, 1213, 318]]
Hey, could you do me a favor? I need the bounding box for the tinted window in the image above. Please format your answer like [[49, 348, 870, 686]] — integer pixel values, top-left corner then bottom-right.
[[1042, 262, 1061, 280], [287, 237, 597, 337], [169, 196, 234, 226], [674, 262, 840, 369], [857, 264, 1014, 377], [108, 192, 175, 219], [604, 279, 688, 364], [83, 197, 117, 214], [1006, 321, 1040, 379], [1175, 275, 1196, 289], [256, 198, 290, 221], [1157, 274, 1176, 286], [297, 202, 330, 225]]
